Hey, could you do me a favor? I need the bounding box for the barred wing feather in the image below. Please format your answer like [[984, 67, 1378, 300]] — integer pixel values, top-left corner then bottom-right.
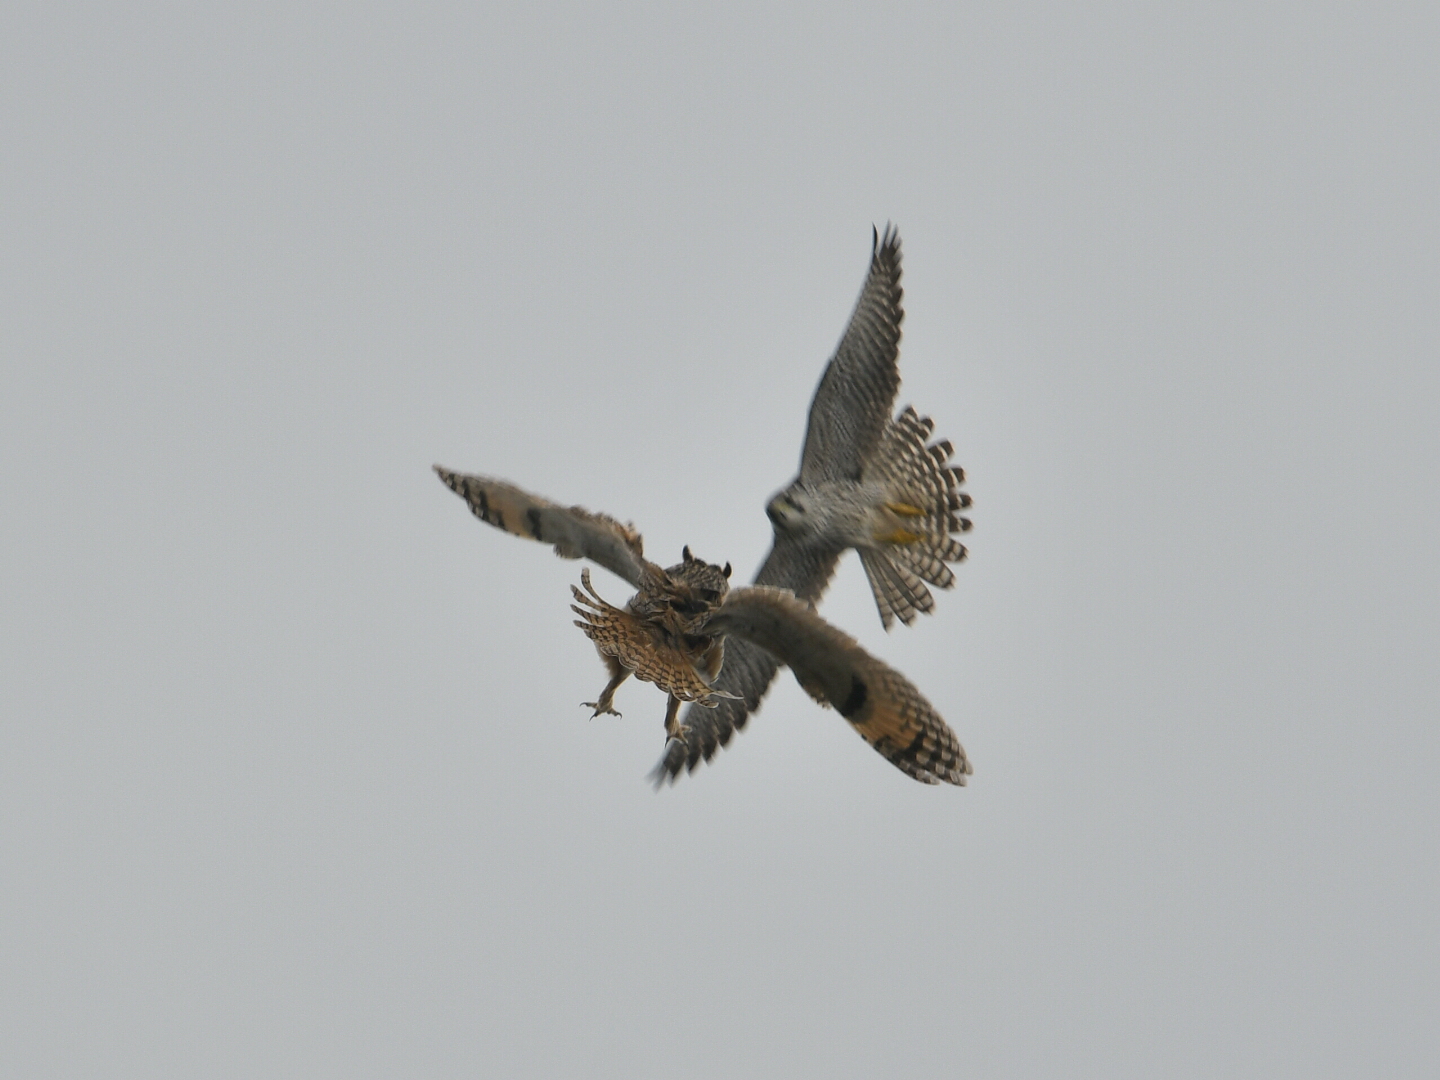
[[797, 225, 905, 484], [701, 587, 970, 785], [434, 466, 651, 588]]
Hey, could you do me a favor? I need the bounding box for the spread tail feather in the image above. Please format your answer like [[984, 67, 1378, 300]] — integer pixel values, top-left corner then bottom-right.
[[860, 406, 971, 628], [859, 547, 937, 630], [893, 534, 967, 589]]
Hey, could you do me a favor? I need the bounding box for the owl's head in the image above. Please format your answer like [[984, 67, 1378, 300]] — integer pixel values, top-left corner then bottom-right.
[[664, 545, 732, 605]]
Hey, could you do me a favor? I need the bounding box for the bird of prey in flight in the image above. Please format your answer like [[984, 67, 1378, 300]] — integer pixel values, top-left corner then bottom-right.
[[656, 226, 972, 783], [434, 469, 971, 785]]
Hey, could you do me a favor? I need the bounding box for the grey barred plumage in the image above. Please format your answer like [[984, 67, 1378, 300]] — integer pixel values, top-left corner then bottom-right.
[[656, 226, 973, 783], [795, 225, 907, 485]]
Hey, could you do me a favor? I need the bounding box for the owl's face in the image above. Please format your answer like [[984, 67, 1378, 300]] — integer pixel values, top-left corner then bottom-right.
[[664, 546, 732, 604]]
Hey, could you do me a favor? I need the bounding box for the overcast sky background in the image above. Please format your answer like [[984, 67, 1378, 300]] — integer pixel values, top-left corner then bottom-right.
[[4, 4, 1437, 1077]]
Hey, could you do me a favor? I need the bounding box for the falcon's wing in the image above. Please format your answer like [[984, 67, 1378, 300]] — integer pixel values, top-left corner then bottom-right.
[[701, 586, 970, 785], [796, 225, 905, 484], [434, 466, 651, 588], [656, 536, 843, 782]]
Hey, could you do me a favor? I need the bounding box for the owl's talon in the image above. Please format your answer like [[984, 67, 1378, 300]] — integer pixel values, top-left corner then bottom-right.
[[583, 701, 622, 719]]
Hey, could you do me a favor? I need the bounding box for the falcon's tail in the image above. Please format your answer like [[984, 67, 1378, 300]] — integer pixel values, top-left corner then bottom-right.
[[860, 407, 971, 630]]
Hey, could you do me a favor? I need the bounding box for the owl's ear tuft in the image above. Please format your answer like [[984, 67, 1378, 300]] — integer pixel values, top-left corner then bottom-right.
[[682, 545, 693, 562], [723, 562, 732, 579]]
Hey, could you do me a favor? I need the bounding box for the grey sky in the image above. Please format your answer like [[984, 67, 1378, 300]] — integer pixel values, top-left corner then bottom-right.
[[3, 4, 1437, 1077]]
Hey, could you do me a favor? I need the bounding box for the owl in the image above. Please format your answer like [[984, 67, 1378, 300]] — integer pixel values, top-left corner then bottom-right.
[[435, 469, 971, 786]]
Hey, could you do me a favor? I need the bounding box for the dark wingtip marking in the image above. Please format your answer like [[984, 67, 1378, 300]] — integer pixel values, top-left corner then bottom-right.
[[648, 739, 688, 790], [839, 676, 869, 719], [525, 507, 543, 539]]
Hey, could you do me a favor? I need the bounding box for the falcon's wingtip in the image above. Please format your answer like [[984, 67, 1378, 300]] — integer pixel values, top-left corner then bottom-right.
[[871, 221, 901, 259]]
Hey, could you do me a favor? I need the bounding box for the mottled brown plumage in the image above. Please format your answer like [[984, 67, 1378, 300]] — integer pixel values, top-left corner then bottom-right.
[[572, 563, 971, 786], [434, 468, 971, 785], [570, 568, 726, 709], [569, 551, 737, 743], [700, 588, 971, 786]]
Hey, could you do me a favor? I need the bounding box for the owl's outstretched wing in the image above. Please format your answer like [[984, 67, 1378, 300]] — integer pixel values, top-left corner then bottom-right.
[[654, 587, 971, 787], [434, 466, 651, 588], [797, 224, 905, 484]]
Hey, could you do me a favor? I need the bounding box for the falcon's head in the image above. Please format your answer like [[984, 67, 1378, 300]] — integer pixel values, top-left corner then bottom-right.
[[766, 488, 812, 533]]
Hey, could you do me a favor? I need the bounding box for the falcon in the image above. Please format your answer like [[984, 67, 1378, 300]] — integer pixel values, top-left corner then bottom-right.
[[659, 225, 973, 782]]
